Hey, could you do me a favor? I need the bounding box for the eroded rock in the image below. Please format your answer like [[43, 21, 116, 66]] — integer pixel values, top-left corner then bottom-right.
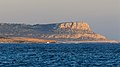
[[42, 21, 108, 41]]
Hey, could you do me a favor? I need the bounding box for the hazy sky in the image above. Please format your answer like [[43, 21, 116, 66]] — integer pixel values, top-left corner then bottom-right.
[[0, 0, 120, 40]]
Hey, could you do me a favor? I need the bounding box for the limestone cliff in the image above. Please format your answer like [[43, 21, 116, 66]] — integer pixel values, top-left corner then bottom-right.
[[59, 22, 90, 30], [41, 21, 108, 41], [54, 22, 94, 34]]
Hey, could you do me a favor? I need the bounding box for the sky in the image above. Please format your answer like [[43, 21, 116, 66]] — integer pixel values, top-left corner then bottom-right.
[[0, 0, 120, 40]]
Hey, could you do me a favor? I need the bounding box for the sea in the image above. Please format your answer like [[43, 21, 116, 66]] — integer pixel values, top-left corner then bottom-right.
[[0, 43, 120, 67]]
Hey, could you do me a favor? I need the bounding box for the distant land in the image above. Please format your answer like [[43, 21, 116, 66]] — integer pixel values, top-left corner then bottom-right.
[[0, 21, 118, 43], [0, 37, 56, 43]]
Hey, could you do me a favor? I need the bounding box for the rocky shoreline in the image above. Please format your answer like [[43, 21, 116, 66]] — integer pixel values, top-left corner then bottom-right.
[[57, 40, 118, 44], [0, 37, 118, 44], [0, 37, 56, 43]]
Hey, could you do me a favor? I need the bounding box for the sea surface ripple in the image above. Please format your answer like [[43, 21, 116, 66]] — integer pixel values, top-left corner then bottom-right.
[[0, 43, 120, 67]]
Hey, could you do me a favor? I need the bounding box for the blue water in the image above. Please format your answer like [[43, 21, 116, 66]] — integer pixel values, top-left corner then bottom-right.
[[0, 43, 120, 67]]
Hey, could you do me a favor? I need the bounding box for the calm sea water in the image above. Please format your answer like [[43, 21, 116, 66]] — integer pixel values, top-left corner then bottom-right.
[[0, 43, 120, 67]]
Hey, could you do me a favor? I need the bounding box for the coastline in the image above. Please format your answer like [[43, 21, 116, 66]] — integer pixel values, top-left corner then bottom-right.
[[0, 37, 56, 43], [57, 40, 119, 44], [0, 38, 118, 44]]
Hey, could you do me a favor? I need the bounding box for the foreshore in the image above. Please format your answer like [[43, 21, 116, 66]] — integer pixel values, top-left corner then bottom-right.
[[0, 37, 118, 44], [57, 40, 119, 44], [0, 37, 56, 43]]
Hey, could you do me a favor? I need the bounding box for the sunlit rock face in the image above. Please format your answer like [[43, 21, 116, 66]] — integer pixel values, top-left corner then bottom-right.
[[42, 22, 108, 41], [59, 22, 90, 30], [54, 22, 94, 34]]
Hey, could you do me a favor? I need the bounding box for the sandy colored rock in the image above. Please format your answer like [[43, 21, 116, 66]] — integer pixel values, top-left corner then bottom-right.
[[42, 21, 108, 41], [0, 37, 56, 43], [59, 22, 91, 30]]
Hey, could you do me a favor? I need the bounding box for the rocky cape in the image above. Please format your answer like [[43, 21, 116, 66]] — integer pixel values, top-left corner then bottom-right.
[[0, 22, 117, 43]]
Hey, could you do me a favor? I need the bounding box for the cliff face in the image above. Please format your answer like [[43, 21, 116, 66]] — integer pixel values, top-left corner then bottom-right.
[[54, 22, 94, 34], [59, 22, 90, 30], [42, 22, 108, 41]]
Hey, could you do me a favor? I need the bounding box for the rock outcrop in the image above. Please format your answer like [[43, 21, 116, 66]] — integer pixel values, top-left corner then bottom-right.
[[59, 22, 91, 30], [41, 21, 108, 41], [54, 22, 94, 34]]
